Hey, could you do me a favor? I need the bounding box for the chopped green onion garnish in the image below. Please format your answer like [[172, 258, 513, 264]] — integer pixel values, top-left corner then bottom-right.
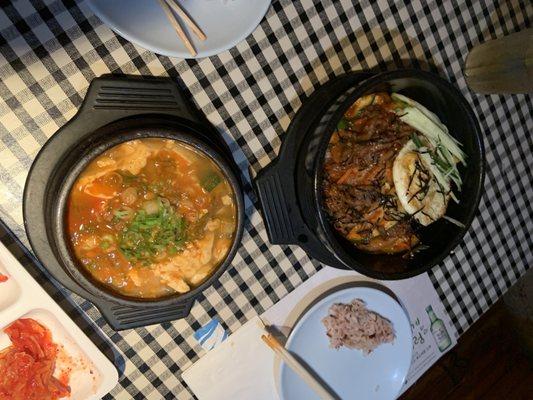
[[201, 172, 222, 192], [337, 118, 348, 130], [118, 197, 186, 264], [114, 209, 131, 219]]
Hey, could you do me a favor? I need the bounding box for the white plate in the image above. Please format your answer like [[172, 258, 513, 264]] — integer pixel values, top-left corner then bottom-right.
[[87, 0, 272, 58], [0, 242, 118, 400], [279, 287, 412, 400]]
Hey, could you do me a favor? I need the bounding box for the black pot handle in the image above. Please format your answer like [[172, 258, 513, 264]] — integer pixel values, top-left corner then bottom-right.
[[78, 75, 200, 128], [254, 162, 342, 267], [93, 298, 196, 330], [254, 162, 300, 244]]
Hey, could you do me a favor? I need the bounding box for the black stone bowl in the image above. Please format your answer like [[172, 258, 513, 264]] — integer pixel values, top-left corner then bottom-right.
[[23, 76, 245, 328], [256, 69, 485, 280]]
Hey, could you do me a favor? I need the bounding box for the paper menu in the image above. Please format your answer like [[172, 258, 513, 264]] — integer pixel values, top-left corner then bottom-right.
[[385, 272, 457, 393], [182, 267, 457, 399]]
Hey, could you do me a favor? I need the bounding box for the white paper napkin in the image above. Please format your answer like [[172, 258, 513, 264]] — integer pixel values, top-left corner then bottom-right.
[[182, 315, 277, 400]]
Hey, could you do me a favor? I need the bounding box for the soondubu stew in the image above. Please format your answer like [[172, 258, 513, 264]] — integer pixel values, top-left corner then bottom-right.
[[322, 92, 466, 255], [66, 138, 237, 298]]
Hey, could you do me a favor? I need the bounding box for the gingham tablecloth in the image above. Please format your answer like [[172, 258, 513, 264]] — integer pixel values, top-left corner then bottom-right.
[[0, 0, 531, 398]]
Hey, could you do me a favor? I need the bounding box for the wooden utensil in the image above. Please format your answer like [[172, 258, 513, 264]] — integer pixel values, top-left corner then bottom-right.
[[165, 0, 206, 41], [261, 333, 337, 400], [157, 0, 196, 56]]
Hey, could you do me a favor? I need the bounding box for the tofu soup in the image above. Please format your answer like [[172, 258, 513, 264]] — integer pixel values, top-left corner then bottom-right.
[[66, 138, 237, 298]]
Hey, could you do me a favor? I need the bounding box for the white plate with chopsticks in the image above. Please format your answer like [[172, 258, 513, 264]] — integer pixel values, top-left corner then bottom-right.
[[87, 0, 271, 59], [277, 287, 412, 400]]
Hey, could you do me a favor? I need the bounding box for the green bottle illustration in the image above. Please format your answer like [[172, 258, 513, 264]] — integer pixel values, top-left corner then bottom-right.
[[426, 305, 451, 352]]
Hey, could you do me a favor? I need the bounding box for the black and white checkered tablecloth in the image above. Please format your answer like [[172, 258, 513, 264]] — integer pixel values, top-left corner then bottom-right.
[[0, 0, 531, 398]]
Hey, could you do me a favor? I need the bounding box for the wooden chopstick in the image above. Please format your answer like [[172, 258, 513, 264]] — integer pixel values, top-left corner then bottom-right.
[[164, 0, 206, 41], [157, 0, 196, 56], [261, 334, 337, 400]]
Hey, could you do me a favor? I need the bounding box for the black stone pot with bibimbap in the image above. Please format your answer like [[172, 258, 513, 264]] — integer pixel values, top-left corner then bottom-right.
[[255, 69, 484, 280]]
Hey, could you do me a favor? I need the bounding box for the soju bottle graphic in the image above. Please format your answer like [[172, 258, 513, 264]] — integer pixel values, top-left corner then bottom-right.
[[426, 305, 451, 352]]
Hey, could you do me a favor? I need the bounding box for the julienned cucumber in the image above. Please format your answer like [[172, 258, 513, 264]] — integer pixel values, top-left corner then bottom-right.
[[391, 93, 466, 165], [393, 93, 466, 202]]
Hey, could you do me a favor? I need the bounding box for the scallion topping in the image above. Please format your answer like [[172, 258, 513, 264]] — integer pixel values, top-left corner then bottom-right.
[[119, 197, 187, 264]]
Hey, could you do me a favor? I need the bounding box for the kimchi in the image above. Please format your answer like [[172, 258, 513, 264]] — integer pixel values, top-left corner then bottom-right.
[[0, 318, 70, 400]]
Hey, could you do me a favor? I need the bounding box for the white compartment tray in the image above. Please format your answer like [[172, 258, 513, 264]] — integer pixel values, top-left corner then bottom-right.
[[0, 241, 118, 400]]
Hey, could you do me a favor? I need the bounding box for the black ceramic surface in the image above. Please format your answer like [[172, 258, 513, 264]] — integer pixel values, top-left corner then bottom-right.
[[256, 69, 485, 280], [24, 76, 245, 329], [255, 71, 373, 268]]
